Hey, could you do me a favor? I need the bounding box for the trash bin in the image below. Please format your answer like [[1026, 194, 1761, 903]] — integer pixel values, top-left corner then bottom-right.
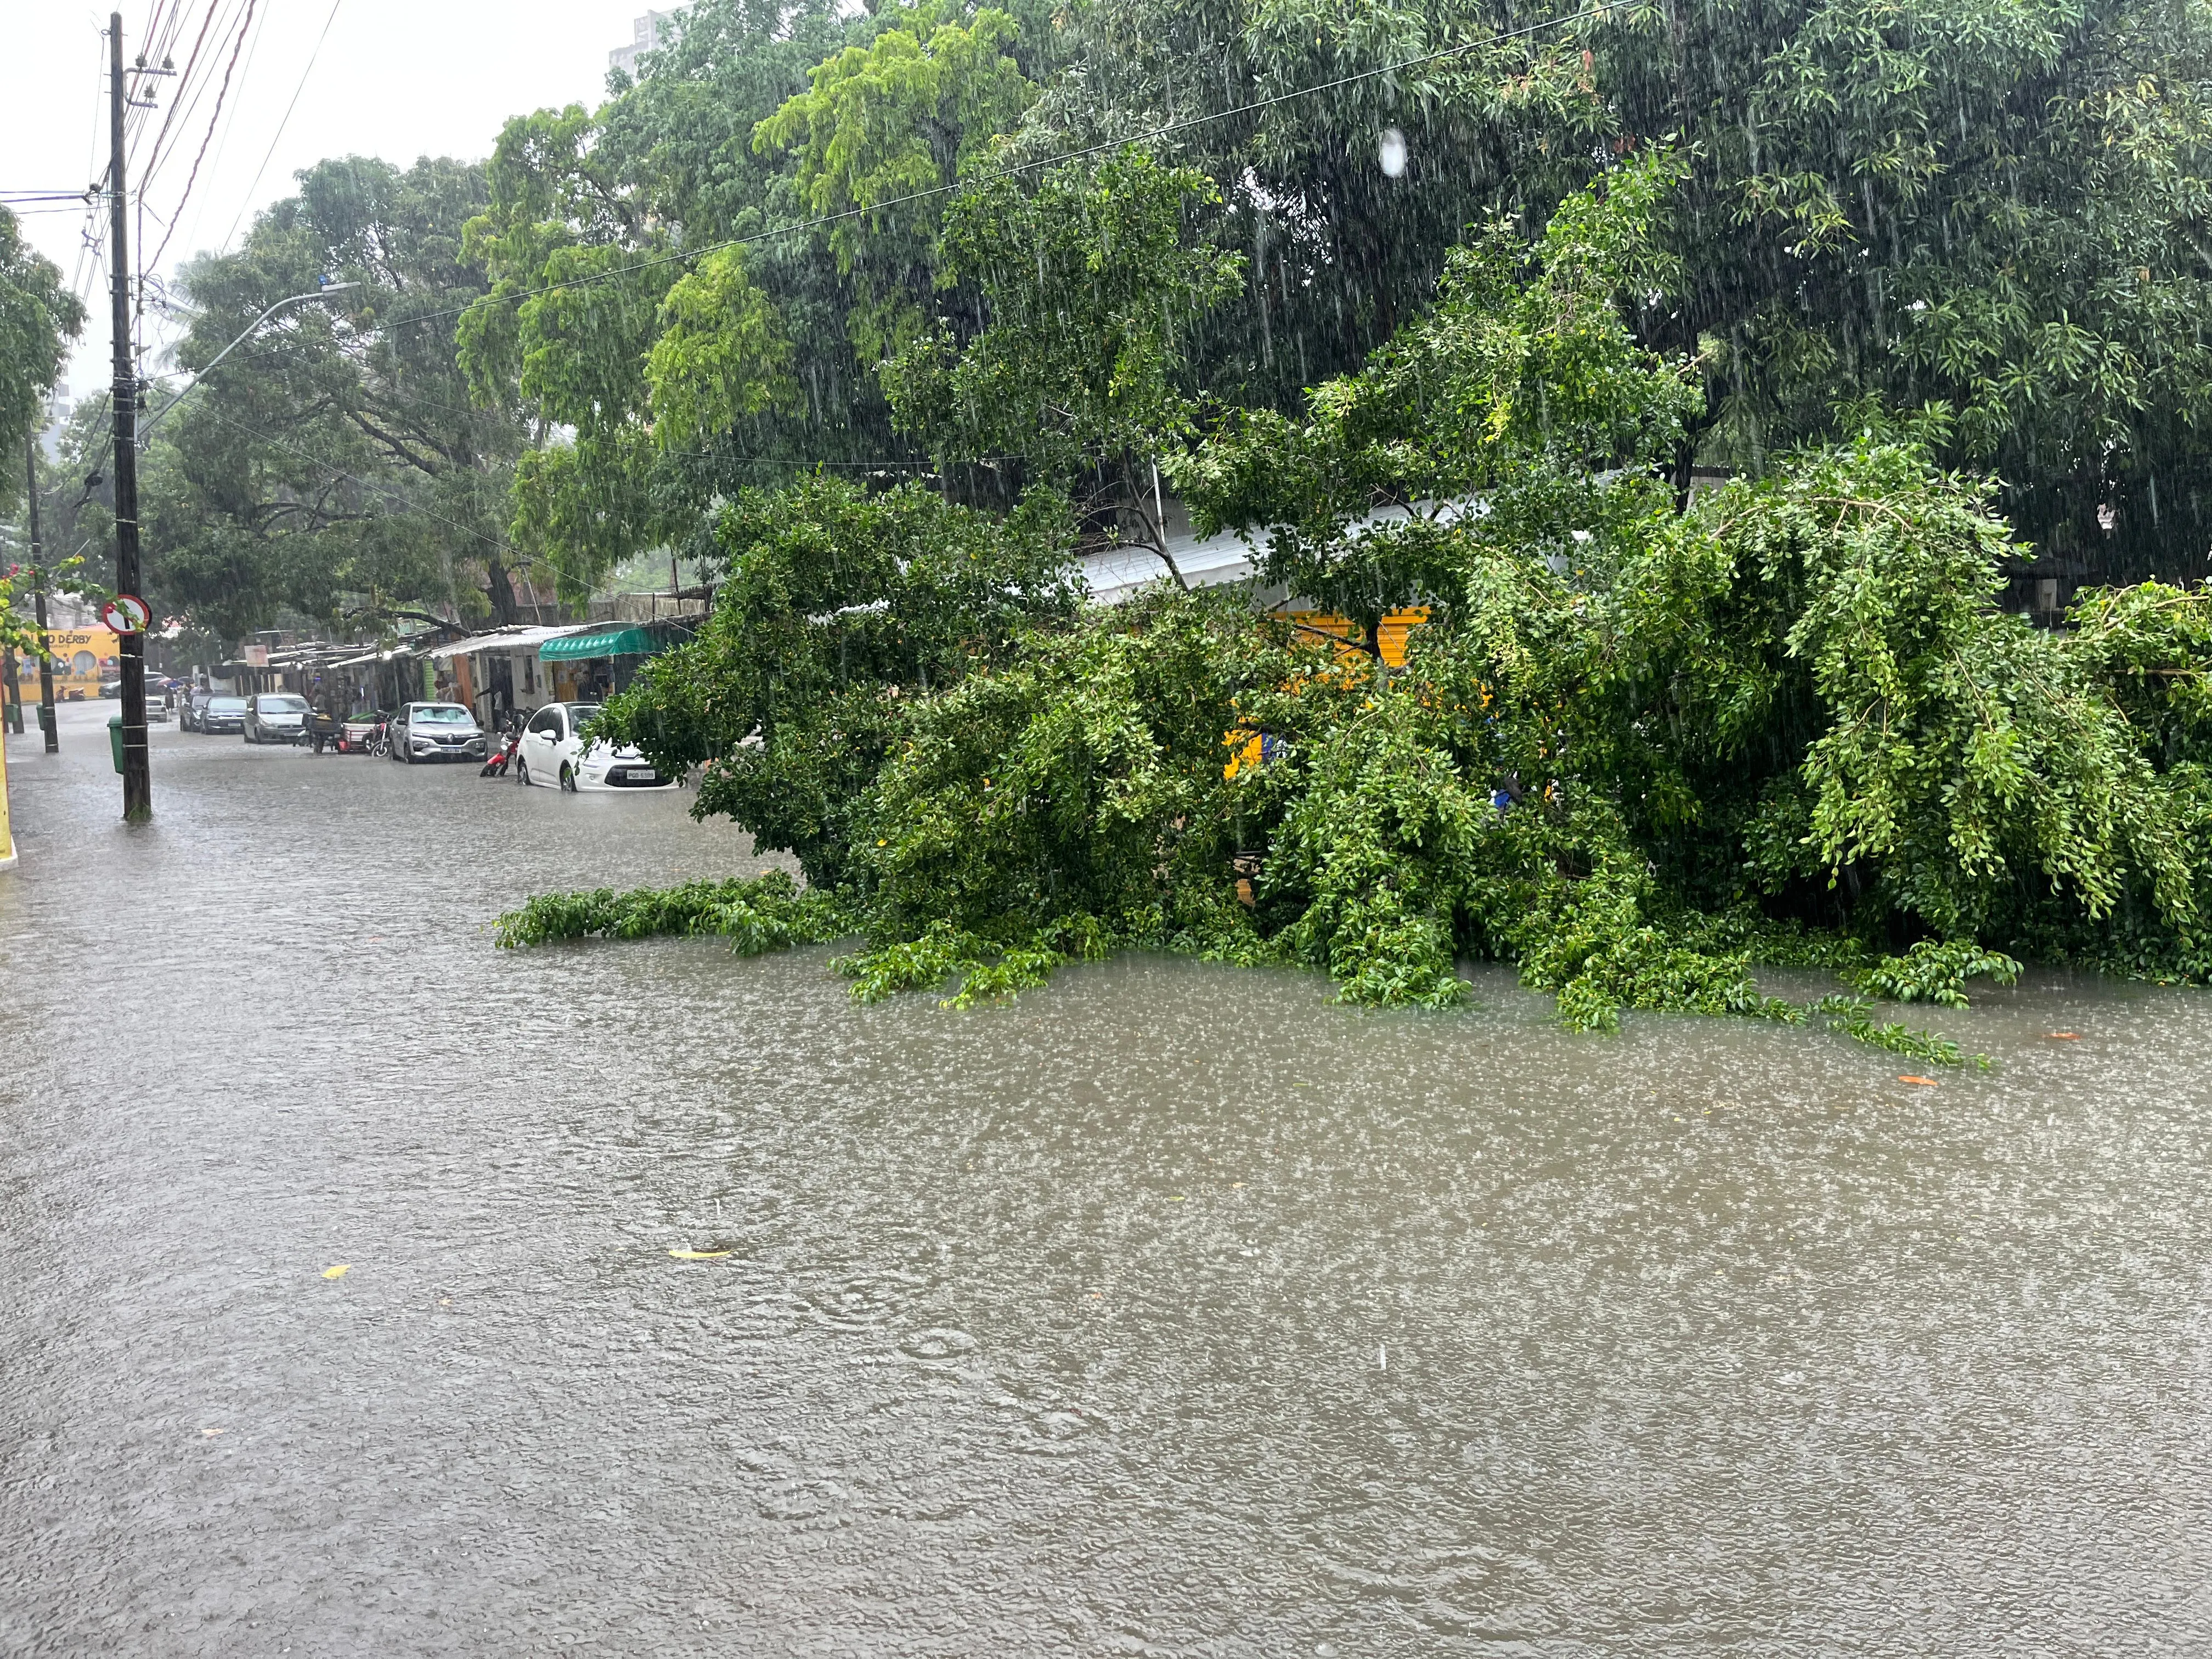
[[108, 716, 125, 774]]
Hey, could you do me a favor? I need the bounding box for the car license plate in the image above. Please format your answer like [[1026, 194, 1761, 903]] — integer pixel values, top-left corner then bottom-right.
[[625, 769, 659, 785]]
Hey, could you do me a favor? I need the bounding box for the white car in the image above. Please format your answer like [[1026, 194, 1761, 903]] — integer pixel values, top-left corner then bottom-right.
[[515, 700, 675, 791], [388, 701, 488, 764]]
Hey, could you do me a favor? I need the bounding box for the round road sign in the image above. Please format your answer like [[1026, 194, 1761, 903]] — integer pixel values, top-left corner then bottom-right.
[[102, 595, 152, 634]]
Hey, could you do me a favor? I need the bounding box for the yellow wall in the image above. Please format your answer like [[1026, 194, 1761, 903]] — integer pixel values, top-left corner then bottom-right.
[[1277, 607, 1430, 667], [16, 628, 121, 698]]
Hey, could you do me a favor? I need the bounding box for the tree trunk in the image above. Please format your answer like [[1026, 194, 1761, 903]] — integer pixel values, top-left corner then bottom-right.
[[486, 556, 520, 625]]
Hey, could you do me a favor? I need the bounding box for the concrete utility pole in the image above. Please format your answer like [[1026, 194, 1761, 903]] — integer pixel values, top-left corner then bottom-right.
[[26, 435, 55, 752], [108, 13, 151, 819]]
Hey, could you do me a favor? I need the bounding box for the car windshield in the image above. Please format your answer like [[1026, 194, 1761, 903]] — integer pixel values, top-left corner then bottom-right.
[[259, 696, 308, 713], [413, 705, 472, 724], [567, 704, 602, 727], [208, 698, 247, 713]]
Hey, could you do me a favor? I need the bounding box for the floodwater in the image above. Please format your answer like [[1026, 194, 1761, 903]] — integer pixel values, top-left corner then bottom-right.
[[2, 699, 2208, 1656]]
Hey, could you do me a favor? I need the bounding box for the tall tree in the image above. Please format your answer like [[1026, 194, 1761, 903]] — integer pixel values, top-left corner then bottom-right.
[[149, 155, 523, 644], [0, 207, 85, 518]]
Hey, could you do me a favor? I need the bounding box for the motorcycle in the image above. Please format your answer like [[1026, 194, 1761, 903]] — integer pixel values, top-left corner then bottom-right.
[[479, 725, 521, 777], [305, 710, 343, 754]]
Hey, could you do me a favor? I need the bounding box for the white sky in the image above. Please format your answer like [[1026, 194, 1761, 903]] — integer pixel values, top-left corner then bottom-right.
[[2, 0, 651, 398]]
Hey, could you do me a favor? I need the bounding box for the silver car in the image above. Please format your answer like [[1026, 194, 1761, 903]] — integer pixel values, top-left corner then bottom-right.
[[243, 692, 310, 744], [389, 701, 487, 764]]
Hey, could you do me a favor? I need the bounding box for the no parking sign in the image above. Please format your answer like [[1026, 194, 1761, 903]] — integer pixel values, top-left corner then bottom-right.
[[100, 595, 151, 635]]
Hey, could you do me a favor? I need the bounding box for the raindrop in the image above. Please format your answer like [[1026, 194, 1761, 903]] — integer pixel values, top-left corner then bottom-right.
[[1378, 128, 1408, 179]]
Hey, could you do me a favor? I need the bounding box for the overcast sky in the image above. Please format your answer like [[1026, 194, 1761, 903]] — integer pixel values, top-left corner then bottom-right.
[[2, 0, 652, 398]]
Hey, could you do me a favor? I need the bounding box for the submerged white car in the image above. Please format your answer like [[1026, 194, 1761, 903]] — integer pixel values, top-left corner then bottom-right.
[[515, 700, 676, 792]]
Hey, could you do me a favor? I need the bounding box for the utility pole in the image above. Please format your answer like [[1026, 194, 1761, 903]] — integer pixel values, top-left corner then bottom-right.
[[26, 435, 55, 752], [108, 13, 151, 820]]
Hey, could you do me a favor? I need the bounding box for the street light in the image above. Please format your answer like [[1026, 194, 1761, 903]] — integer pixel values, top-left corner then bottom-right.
[[138, 276, 360, 442]]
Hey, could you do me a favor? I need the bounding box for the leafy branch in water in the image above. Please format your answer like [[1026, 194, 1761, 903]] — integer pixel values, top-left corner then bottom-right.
[[494, 871, 851, 957], [1806, 996, 1977, 1068], [1850, 940, 2022, 1008]]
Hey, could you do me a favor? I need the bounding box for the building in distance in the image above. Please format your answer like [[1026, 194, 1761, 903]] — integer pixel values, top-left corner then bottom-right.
[[610, 10, 679, 75]]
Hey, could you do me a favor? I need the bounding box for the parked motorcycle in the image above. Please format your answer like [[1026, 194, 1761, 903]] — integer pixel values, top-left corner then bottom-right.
[[479, 725, 521, 777]]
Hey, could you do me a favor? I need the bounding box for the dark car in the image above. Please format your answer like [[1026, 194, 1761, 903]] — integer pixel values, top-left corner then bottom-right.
[[199, 695, 248, 735], [99, 673, 174, 716], [243, 692, 311, 744], [388, 701, 487, 764]]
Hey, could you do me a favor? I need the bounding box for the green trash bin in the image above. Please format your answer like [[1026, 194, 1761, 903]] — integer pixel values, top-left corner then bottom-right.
[[108, 716, 125, 774]]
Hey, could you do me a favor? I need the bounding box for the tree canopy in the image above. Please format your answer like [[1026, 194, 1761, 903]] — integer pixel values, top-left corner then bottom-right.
[[0, 207, 83, 520], [144, 155, 524, 644]]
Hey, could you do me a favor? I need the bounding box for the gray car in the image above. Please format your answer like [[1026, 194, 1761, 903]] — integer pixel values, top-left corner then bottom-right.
[[244, 692, 311, 744], [199, 695, 247, 735], [389, 701, 487, 764]]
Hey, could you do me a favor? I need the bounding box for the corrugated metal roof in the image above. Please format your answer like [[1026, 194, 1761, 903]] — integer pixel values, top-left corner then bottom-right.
[[427, 623, 596, 661]]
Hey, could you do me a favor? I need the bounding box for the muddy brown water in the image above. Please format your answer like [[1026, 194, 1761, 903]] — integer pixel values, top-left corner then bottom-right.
[[2, 700, 2207, 1655]]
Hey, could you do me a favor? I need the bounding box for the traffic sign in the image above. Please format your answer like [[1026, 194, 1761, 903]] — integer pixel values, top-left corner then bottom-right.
[[102, 595, 151, 634]]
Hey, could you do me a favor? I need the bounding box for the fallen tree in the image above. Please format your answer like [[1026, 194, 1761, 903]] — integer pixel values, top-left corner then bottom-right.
[[498, 156, 2212, 1056]]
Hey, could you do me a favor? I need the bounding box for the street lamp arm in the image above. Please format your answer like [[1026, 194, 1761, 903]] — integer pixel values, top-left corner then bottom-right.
[[138, 281, 359, 442]]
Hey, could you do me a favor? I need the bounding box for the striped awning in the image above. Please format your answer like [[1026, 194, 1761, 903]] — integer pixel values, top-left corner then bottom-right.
[[539, 625, 657, 662]]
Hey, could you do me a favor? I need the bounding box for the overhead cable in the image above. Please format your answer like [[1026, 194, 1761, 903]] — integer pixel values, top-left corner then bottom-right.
[[218, 0, 342, 255]]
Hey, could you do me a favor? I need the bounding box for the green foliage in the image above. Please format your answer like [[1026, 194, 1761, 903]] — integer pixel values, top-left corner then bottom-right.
[[495, 870, 850, 955], [0, 207, 82, 519], [427, 0, 2212, 618], [646, 247, 801, 452], [887, 149, 1246, 478], [145, 156, 522, 642], [1806, 996, 1973, 1067], [1852, 940, 2023, 1008], [498, 154, 2212, 1063], [594, 474, 1080, 888], [753, 2, 1037, 276]]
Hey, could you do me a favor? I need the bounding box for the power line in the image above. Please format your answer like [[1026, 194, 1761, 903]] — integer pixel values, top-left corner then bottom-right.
[[173, 0, 271, 266], [141, 0, 250, 195], [146, 0, 257, 276], [363, 0, 1647, 341], [219, 0, 341, 255], [137, 0, 222, 189]]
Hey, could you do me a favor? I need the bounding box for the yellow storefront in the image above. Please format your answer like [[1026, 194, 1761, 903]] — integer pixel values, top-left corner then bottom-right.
[[15, 628, 121, 701]]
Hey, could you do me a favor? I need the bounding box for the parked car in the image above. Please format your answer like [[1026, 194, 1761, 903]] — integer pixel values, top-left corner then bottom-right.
[[389, 701, 487, 764], [97, 674, 172, 717], [199, 695, 248, 735], [244, 692, 311, 744], [516, 700, 675, 791], [181, 689, 211, 731]]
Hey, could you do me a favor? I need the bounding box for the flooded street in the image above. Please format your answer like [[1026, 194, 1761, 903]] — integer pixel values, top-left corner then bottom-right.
[[2, 699, 2208, 1656]]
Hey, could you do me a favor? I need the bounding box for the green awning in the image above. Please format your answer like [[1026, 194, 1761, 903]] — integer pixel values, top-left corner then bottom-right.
[[540, 625, 656, 662]]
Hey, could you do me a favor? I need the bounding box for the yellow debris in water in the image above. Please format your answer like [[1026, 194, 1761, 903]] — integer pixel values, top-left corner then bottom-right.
[[321, 1264, 351, 1279]]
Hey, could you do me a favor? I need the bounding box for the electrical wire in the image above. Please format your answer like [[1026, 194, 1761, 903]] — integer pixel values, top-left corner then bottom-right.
[[218, 0, 342, 255], [142, 348, 934, 475], [173, 0, 270, 267], [145, 0, 257, 276], [140, 0, 246, 194]]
